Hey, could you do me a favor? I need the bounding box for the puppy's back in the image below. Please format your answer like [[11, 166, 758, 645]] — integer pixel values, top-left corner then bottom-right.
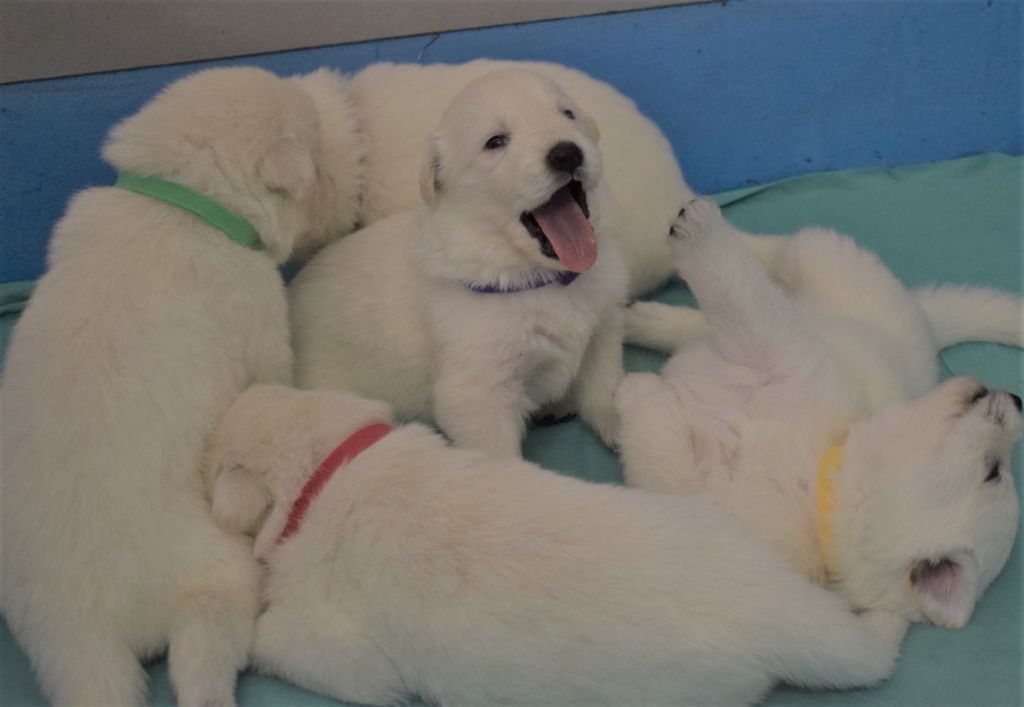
[[289, 212, 433, 415]]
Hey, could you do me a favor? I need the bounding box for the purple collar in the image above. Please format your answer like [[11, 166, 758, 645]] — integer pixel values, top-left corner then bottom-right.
[[464, 270, 579, 294]]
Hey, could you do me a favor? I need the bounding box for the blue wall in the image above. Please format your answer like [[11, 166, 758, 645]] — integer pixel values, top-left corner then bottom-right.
[[1, 0, 1020, 283]]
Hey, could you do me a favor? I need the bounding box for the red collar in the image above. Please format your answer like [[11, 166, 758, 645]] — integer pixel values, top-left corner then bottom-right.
[[277, 422, 392, 544]]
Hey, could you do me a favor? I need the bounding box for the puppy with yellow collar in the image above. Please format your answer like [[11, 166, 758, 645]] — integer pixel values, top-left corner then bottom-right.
[[616, 198, 1021, 628], [205, 383, 911, 706]]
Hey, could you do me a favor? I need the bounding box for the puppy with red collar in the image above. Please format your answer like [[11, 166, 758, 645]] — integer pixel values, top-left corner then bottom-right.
[[205, 383, 910, 706]]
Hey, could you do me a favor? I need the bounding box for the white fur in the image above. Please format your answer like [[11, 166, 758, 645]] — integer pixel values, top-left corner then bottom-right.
[[290, 70, 628, 456], [617, 199, 1021, 628], [206, 384, 909, 706], [296, 59, 694, 298], [0, 67, 353, 705]]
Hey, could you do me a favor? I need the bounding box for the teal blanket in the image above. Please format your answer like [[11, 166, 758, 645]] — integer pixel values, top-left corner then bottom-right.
[[1, 153, 1021, 705]]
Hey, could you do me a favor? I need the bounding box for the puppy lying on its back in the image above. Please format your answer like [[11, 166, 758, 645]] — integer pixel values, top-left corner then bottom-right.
[[618, 199, 1021, 628], [206, 383, 909, 706], [0, 67, 352, 705], [290, 69, 628, 457]]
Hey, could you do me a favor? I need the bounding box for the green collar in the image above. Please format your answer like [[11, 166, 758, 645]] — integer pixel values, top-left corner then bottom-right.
[[114, 172, 263, 250]]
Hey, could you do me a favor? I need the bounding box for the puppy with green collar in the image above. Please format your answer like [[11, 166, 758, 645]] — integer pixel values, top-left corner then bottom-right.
[[0, 66, 356, 706], [617, 198, 1021, 628]]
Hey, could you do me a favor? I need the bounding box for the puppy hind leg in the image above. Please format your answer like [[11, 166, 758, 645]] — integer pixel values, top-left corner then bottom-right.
[[253, 604, 405, 706], [615, 373, 699, 492], [30, 625, 147, 706], [168, 587, 258, 707]]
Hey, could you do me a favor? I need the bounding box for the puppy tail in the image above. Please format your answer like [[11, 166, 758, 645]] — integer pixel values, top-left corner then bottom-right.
[[623, 301, 707, 353], [914, 285, 1024, 349]]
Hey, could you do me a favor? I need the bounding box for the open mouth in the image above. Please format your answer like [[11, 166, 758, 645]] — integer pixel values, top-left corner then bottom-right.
[[519, 179, 597, 273]]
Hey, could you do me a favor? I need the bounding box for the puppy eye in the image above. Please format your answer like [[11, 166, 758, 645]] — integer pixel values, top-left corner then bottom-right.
[[985, 460, 1000, 483], [484, 134, 508, 150], [967, 387, 989, 405], [563, 109, 576, 120]]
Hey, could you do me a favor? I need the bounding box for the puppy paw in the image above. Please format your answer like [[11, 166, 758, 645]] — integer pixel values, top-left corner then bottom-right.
[[859, 608, 909, 646], [623, 301, 702, 353], [211, 465, 269, 535], [669, 197, 722, 242], [176, 688, 237, 707], [584, 404, 620, 450], [614, 373, 666, 418]]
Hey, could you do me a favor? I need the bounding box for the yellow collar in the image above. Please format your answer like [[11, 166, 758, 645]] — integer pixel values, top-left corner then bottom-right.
[[816, 444, 845, 579]]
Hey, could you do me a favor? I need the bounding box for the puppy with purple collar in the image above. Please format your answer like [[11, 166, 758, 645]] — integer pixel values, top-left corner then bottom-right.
[[289, 69, 628, 457], [206, 383, 910, 706]]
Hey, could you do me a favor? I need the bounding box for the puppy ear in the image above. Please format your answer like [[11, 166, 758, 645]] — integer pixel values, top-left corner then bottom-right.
[[910, 551, 979, 628], [258, 135, 317, 199], [419, 134, 443, 205], [211, 464, 270, 535]]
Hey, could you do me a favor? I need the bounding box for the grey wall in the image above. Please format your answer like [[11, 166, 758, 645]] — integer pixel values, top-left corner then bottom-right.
[[1, 0, 693, 84]]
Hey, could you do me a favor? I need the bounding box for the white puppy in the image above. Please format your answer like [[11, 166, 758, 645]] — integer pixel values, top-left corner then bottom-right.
[[205, 383, 909, 706], [0, 67, 352, 705], [290, 70, 628, 456], [617, 199, 1022, 628], [293, 59, 694, 298]]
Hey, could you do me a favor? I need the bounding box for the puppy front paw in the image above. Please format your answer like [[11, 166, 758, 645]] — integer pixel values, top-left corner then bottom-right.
[[669, 197, 722, 242], [211, 466, 270, 536], [859, 608, 909, 646], [584, 404, 620, 450], [175, 685, 237, 707]]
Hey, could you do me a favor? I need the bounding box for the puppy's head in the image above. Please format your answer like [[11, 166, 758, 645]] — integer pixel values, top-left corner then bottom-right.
[[103, 66, 350, 263], [837, 376, 1021, 628], [288, 67, 366, 251], [203, 384, 393, 558], [419, 69, 606, 277]]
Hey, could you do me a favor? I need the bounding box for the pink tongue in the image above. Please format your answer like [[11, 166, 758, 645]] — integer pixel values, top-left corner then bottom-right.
[[531, 185, 597, 273]]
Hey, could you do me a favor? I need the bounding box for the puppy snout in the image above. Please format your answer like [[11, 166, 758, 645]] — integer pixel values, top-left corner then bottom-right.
[[1010, 393, 1022, 413], [547, 141, 584, 174]]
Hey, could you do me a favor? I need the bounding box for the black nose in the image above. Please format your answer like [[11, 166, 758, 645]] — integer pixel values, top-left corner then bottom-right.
[[1010, 393, 1022, 412], [547, 141, 584, 174]]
